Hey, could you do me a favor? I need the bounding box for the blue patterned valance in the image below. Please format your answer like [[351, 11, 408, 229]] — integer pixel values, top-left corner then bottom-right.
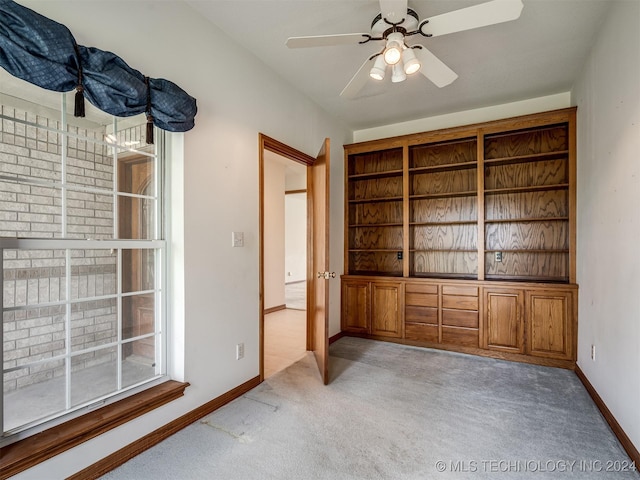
[[0, 0, 197, 140]]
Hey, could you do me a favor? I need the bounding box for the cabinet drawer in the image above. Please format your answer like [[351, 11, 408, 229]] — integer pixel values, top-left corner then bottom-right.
[[406, 283, 438, 295], [442, 285, 478, 296], [405, 305, 437, 324], [405, 323, 438, 343], [406, 293, 438, 308], [442, 295, 478, 311], [442, 327, 479, 347], [442, 309, 478, 328]]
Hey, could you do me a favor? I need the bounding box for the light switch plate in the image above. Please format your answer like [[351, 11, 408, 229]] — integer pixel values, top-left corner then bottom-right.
[[232, 231, 244, 247]]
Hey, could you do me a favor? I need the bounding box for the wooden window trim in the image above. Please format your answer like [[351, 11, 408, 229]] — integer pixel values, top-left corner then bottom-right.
[[0, 380, 189, 479]]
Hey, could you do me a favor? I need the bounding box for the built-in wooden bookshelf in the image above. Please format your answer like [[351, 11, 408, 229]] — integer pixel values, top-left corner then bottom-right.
[[342, 108, 578, 369]]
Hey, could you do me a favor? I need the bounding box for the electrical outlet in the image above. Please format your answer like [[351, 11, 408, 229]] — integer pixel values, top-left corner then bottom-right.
[[236, 343, 244, 360], [495, 251, 503, 262], [397, 251, 403, 260], [591, 344, 596, 361]]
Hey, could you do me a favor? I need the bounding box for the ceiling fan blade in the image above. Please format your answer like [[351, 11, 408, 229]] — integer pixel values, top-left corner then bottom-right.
[[340, 57, 374, 99], [379, 0, 408, 24], [414, 47, 458, 88], [420, 0, 524, 37], [286, 33, 369, 49]]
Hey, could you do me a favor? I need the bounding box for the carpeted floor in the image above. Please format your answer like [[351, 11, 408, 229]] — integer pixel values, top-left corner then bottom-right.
[[100, 337, 637, 479]]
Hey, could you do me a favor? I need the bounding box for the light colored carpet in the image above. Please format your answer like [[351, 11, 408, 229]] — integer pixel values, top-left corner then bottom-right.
[[100, 337, 636, 479]]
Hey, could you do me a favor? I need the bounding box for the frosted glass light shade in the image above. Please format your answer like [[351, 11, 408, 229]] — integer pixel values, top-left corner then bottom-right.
[[402, 47, 421, 75], [369, 55, 386, 80], [391, 62, 407, 83]]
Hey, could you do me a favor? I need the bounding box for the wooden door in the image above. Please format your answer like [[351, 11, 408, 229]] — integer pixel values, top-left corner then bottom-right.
[[527, 290, 572, 360], [341, 279, 370, 334], [371, 281, 403, 338], [118, 156, 154, 360], [483, 288, 524, 353], [309, 139, 330, 385]]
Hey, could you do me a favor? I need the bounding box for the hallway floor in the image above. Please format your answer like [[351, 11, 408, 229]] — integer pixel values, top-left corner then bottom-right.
[[264, 308, 306, 379]]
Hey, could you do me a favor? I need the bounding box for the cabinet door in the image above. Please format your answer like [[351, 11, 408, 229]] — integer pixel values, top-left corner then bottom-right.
[[527, 290, 573, 360], [483, 288, 524, 353], [371, 282, 403, 338], [341, 280, 370, 333]]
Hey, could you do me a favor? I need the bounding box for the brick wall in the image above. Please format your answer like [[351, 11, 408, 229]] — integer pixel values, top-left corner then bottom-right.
[[1, 104, 144, 394]]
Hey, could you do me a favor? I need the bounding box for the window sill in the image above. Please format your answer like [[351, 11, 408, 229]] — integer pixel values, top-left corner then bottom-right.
[[0, 380, 189, 479]]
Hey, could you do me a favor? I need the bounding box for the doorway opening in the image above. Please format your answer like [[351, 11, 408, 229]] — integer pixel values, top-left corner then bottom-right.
[[263, 154, 307, 379], [259, 134, 331, 384]]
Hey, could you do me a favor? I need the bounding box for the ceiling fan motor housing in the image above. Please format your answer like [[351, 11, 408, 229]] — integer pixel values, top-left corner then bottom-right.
[[371, 8, 419, 38]]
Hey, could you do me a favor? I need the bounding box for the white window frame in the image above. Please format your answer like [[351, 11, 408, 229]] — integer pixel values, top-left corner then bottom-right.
[[0, 92, 169, 445]]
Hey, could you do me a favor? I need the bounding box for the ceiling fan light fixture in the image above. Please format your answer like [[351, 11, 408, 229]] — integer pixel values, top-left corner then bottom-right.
[[383, 32, 404, 65], [402, 47, 421, 75], [391, 62, 407, 83], [369, 55, 387, 80]]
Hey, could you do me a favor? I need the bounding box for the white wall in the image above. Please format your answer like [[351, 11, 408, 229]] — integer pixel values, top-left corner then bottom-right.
[[264, 157, 286, 309], [285, 193, 307, 283], [353, 93, 571, 142], [571, 0, 640, 453], [14, 1, 351, 478]]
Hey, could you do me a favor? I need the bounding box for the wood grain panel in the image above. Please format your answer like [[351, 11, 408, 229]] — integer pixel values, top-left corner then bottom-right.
[[350, 226, 403, 250], [484, 125, 567, 159], [341, 280, 370, 333], [410, 197, 477, 223], [412, 251, 478, 276], [405, 293, 438, 307], [405, 305, 438, 324], [527, 291, 571, 359], [442, 295, 478, 310], [349, 148, 403, 176], [405, 283, 438, 294], [412, 224, 477, 250], [411, 169, 477, 196], [371, 283, 402, 338], [442, 326, 479, 347], [485, 252, 568, 281], [485, 190, 568, 221], [442, 309, 478, 328], [442, 285, 478, 296], [484, 289, 524, 353], [405, 323, 439, 342], [350, 176, 403, 201], [485, 221, 568, 250], [409, 139, 477, 168], [350, 201, 403, 225], [349, 251, 402, 276], [485, 159, 567, 190]]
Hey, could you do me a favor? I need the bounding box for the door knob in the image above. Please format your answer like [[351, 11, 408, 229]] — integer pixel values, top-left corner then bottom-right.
[[317, 271, 336, 279]]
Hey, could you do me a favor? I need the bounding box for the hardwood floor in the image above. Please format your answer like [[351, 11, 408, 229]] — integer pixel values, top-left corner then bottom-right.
[[264, 308, 306, 379]]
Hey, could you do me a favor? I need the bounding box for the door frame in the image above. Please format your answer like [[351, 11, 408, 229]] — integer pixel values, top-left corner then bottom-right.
[[258, 134, 316, 382]]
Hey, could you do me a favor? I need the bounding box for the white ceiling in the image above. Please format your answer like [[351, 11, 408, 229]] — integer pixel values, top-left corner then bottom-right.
[[186, 0, 613, 131]]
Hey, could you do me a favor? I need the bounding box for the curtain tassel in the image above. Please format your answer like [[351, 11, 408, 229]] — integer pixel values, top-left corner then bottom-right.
[[74, 85, 85, 118], [146, 114, 154, 145]]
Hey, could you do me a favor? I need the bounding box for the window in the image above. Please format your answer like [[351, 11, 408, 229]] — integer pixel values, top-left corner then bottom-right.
[[0, 71, 167, 442]]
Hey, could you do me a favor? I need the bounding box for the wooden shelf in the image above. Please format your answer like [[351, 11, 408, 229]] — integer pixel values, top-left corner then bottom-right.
[[410, 191, 477, 200], [349, 249, 402, 253], [409, 161, 477, 175], [411, 249, 477, 253], [484, 217, 569, 224], [484, 184, 569, 196], [486, 249, 569, 254], [411, 272, 478, 280], [350, 223, 403, 228], [484, 274, 569, 283], [410, 221, 477, 226], [484, 150, 569, 167], [345, 108, 575, 284], [348, 169, 403, 180], [349, 196, 403, 204], [349, 270, 403, 277]]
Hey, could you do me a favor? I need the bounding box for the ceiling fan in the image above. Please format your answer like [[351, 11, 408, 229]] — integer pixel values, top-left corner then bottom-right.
[[286, 0, 524, 98]]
